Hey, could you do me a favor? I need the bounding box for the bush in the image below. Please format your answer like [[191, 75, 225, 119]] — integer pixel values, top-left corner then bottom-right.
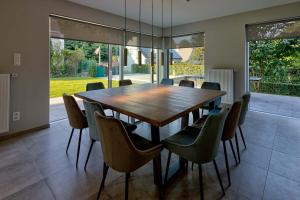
[[250, 81, 300, 97], [131, 64, 150, 73], [169, 64, 204, 76]]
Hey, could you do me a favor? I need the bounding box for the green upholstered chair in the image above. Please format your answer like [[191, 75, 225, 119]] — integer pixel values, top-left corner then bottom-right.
[[160, 78, 174, 85], [83, 100, 137, 170], [163, 108, 228, 200], [63, 94, 88, 168], [119, 79, 133, 87], [238, 92, 251, 149], [179, 79, 195, 87], [94, 111, 163, 200], [201, 82, 221, 115], [86, 82, 105, 91]]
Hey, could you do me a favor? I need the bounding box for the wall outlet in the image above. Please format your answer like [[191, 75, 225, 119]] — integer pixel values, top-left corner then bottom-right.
[[14, 53, 21, 66], [13, 112, 21, 121]]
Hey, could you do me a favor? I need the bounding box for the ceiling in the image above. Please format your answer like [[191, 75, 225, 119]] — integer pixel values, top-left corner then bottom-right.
[[67, 0, 300, 27]]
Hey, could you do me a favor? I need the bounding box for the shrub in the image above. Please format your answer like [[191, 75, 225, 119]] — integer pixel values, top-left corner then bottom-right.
[[131, 64, 150, 73], [250, 81, 300, 97], [169, 64, 204, 76]]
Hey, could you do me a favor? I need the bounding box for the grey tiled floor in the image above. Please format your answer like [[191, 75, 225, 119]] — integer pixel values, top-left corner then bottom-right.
[[1, 111, 300, 199]]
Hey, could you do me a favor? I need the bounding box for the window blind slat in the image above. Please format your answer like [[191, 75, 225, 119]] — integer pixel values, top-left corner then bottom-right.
[[246, 18, 300, 41]]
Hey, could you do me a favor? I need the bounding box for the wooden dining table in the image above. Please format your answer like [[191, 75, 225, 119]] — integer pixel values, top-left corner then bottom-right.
[[75, 83, 226, 185]]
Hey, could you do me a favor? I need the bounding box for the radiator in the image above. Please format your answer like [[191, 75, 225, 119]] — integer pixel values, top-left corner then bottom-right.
[[207, 69, 234, 104], [0, 74, 10, 134]]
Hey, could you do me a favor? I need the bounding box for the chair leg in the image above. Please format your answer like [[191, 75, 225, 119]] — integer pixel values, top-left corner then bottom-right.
[[84, 139, 95, 170], [229, 139, 238, 166], [213, 160, 225, 196], [223, 141, 231, 187], [125, 172, 130, 200], [164, 151, 171, 184], [239, 125, 247, 149], [235, 133, 241, 163], [198, 164, 204, 200], [66, 128, 74, 153], [97, 162, 109, 200], [191, 162, 194, 170], [76, 129, 82, 168]]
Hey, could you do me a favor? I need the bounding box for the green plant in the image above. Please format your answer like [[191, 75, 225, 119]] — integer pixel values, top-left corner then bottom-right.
[[169, 64, 204, 76]]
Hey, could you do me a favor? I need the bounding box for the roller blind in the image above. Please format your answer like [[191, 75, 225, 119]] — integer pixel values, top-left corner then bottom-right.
[[49, 16, 162, 48], [165, 33, 205, 49], [246, 18, 300, 41]]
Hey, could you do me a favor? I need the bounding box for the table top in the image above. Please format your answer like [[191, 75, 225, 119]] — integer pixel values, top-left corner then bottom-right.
[[75, 83, 226, 127]]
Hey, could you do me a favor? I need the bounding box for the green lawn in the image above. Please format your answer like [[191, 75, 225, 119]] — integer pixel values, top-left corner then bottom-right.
[[50, 77, 118, 98]]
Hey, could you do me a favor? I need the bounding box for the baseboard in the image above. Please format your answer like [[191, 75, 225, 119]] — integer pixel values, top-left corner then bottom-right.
[[0, 124, 50, 141]]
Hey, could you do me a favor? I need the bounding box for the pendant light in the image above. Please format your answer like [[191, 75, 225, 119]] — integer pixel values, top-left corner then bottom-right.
[[160, 0, 165, 66], [169, 0, 173, 65], [138, 0, 142, 66], [123, 0, 128, 66], [150, 0, 154, 67]]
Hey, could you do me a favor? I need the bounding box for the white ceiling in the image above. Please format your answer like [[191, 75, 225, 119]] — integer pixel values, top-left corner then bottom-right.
[[68, 0, 300, 27]]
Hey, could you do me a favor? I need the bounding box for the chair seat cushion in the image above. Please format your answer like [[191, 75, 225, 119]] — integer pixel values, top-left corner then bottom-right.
[[163, 127, 200, 147], [129, 133, 154, 151]]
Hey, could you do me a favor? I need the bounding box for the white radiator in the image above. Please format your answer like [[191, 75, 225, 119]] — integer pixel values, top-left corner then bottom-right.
[[207, 69, 234, 104], [0, 74, 10, 134]]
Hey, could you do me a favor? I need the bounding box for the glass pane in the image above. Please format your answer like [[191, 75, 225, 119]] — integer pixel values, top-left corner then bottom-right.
[[168, 47, 205, 88], [124, 46, 152, 84], [111, 45, 121, 88]]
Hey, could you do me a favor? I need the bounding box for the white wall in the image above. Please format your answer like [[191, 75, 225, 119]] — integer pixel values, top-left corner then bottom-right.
[[164, 2, 300, 98], [0, 0, 161, 135]]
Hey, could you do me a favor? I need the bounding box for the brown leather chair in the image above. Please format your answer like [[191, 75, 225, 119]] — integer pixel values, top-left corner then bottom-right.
[[63, 94, 88, 168], [94, 111, 163, 200], [221, 101, 242, 187], [119, 79, 133, 87]]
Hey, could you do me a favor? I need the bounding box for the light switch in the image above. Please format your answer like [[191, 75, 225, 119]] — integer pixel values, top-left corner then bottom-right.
[[14, 53, 21, 66]]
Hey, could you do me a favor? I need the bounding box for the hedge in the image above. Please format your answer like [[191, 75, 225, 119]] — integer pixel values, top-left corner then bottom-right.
[[170, 64, 204, 76], [250, 81, 300, 97]]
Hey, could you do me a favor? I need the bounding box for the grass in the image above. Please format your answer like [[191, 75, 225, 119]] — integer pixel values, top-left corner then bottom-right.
[[50, 77, 118, 98]]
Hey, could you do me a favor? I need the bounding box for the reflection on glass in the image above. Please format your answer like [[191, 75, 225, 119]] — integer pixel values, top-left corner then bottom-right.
[[168, 47, 205, 88]]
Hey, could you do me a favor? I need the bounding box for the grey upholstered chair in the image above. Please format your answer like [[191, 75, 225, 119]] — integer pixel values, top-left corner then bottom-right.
[[160, 78, 174, 85], [94, 111, 163, 200], [83, 100, 137, 170], [201, 82, 221, 115], [238, 93, 251, 149], [163, 108, 228, 200], [179, 79, 195, 87], [86, 82, 105, 91], [119, 79, 133, 87], [63, 94, 88, 168]]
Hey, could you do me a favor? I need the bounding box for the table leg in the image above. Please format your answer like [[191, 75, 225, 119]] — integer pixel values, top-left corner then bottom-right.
[[150, 125, 162, 186], [181, 113, 189, 129]]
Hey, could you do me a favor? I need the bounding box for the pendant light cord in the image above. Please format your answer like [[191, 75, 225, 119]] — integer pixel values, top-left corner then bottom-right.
[[171, 0, 173, 50], [162, 0, 164, 37], [139, 0, 142, 49], [152, 0, 154, 51], [124, 0, 127, 47]]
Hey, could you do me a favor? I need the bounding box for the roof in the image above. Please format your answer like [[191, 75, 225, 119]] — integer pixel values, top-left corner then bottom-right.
[[140, 48, 182, 60]]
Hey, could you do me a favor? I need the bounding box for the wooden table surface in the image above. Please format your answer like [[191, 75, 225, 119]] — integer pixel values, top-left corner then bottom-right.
[[75, 83, 226, 127]]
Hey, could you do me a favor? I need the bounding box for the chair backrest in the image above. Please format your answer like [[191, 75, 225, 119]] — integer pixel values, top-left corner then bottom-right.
[[83, 100, 106, 141], [201, 82, 221, 90], [119, 79, 133, 87], [63, 94, 87, 129], [192, 108, 227, 163], [179, 80, 194, 88], [201, 81, 221, 107], [239, 92, 251, 125], [86, 82, 105, 91], [222, 101, 242, 140], [160, 78, 174, 85], [94, 111, 147, 172]]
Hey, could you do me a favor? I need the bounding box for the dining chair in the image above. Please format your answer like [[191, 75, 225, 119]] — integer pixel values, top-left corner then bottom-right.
[[221, 101, 242, 186], [238, 92, 251, 149], [160, 78, 174, 85], [179, 79, 195, 87], [163, 108, 228, 200], [83, 100, 137, 170], [201, 82, 221, 115], [63, 94, 88, 168], [86, 82, 114, 117], [86, 82, 105, 91], [94, 111, 163, 200], [178, 79, 199, 123], [119, 79, 133, 87]]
